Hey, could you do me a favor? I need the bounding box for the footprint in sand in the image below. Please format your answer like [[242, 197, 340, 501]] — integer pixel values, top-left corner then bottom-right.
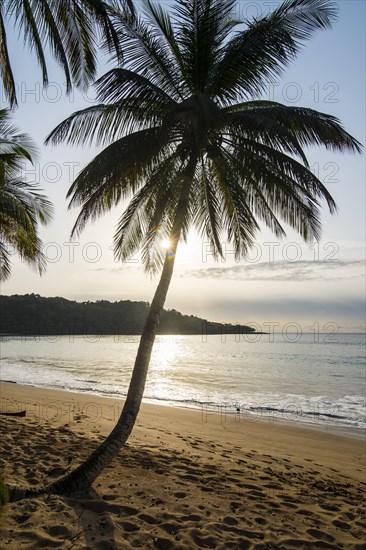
[[307, 528, 336, 542], [332, 519, 351, 530], [174, 491, 187, 499], [117, 520, 140, 532], [319, 503, 340, 512], [138, 512, 161, 524], [119, 505, 139, 516]]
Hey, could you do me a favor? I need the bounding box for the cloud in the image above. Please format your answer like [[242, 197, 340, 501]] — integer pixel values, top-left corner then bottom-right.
[[202, 297, 366, 329], [183, 260, 365, 282], [90, 265, 140, 273], [334, 240, 366, 251]]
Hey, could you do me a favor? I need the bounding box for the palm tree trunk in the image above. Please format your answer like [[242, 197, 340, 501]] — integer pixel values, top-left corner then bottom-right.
[[8, 155, 197, 502]]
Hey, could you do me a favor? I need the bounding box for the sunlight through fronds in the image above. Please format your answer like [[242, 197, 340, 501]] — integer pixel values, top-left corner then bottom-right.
[[47, 0, 362, 274]]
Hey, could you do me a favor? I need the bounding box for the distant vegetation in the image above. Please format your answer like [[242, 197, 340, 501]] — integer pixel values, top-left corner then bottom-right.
[[0, 294, 255, 337]]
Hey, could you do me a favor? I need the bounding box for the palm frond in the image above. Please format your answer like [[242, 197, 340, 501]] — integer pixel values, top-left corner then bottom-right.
[[225, 108, 310, 165], [113, 149, 183, 268], [66, 128, 174, 237], [29, 0, 73, 91], [0, 219, 47, 280], [208, 0, 337, 103], [202, 145, 260, 257], [88, 0, 129, 63], [0, 10, 17, 108], [96, 67, 175, 106], [0, 180, 53, 225], [11, 0, 49, 87], [221, 142, 324, 241], [0, 108, 51, 280], [1, 0, 127, 106], [113, 186, 151, 264], [272, 0, 337, 39], [114, 147, 195, 274], [0, 181, 52, 281], [142, 0, 187, 87], [193, 159, 223, 257], [138, 153, 188, 273], [173, 0, 237, 94], [110, 5, 186, 101], [0, 240, 12, 281], [217, 145, 288, 241], [227, 104, 363, 154], [0, 109, 37, 162], [227, 136, 337, 213], [57, 1, 97, 91], [46, 88, 178, 148], [46, 103, 149, 148]]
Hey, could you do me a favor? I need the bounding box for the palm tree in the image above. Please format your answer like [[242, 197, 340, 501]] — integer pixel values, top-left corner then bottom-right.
[[8, 0, 362, 501], [0, 109, 53, 281], [0, 0, 134, 108]]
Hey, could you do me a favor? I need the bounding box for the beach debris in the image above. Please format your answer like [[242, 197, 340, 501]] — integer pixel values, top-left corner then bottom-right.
[[0, 410, 26, 417]]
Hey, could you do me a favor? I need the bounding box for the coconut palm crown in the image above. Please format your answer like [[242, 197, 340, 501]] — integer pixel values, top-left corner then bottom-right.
[[7, 0, 361, 500], [47, 0, 361, 273], [0, 108, 53, 281]]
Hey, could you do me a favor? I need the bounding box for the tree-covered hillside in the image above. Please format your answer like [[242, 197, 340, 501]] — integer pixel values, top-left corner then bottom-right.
[[0, 294, 255, 336]]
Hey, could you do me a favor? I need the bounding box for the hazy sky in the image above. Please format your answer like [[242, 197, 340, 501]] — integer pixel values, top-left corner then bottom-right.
[[1, 0, 365, 332]]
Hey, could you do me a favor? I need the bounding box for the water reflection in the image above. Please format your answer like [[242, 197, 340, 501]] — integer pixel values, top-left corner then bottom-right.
[[150, 336, 183, 371], [2, 334, 364, 429]]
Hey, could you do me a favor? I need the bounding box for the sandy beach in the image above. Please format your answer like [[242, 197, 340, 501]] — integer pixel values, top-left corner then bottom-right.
[[0, 381, 365, 549]]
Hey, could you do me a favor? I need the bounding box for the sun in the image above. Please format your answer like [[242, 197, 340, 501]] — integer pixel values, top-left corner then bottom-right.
[[160, 237, 171, 250], [156, 226, 172, 251]]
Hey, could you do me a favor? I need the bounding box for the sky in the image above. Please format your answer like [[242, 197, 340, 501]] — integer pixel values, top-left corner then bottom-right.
[[1, 0, 365, 333]]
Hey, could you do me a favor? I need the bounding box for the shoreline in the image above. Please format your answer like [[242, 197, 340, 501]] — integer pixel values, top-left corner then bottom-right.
[[1, 381, 365, 478], [1, 379, 364, 441], [1, 381, 365, 549]]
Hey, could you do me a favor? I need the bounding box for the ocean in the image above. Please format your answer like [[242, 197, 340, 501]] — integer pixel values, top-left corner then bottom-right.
[[0, 332, 365, 437]]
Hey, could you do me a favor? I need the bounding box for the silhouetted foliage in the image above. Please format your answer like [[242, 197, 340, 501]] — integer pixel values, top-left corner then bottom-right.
[[0, 294, 255, 337]]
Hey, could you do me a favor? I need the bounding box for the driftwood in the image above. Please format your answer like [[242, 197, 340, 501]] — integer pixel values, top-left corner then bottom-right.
[[0, 410, 26, 417]]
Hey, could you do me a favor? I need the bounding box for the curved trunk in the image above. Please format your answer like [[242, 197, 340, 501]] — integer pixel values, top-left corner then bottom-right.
[[8, 155, 197, 502]]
